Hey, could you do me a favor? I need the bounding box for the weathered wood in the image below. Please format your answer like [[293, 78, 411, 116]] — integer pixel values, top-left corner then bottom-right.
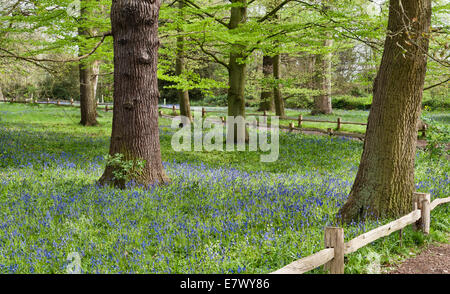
[[289, 122, 294, 132], [271, 248, 334, 274], [344, 209, 421, 255], [430, 196, 450, 211], [172, 105, 176, 115], [337, 117, 341, 130], [324, 227, 344, 274], [202, 107, 206, 118], [413, 192, 430, 231], [298, 114, 302, 128]]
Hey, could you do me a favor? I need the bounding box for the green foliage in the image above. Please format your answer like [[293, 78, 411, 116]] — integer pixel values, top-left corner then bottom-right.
[[422, 115, 450, 160], [104, 153, 146, 184], [332, 95, 372, 110]]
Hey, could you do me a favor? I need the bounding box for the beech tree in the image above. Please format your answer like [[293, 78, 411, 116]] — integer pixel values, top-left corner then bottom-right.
[[78, 0, 100, 126], [175, 0, 192, 122], [339, 0, 432, 222], [99, 0, 169, 187]]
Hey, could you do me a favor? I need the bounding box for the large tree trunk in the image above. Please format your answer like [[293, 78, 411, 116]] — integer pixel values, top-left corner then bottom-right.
[[339, 0, 432, 222], [311, 38, 333, 115], [175, 0, 192, 122], [99, 0, 169, 188], [273, 53, 285, 118], [258, 55, 275, 112], [78, 1, 98, 126], [227, 0, 248, 143]]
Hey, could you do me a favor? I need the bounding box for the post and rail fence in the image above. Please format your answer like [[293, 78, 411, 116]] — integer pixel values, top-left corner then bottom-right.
[[271, 192, 450, 274], [0, 99, 429, 137]]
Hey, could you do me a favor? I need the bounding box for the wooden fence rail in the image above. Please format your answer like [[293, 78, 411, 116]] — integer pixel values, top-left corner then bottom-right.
[[271, 193, 450, 274], [1, 100, 427, 136]]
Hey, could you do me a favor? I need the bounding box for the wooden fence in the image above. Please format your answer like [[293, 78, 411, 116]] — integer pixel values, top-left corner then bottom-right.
[[0, 100, 427, 137], [159, 105, 427, 137], [271, 192, 450, 274]]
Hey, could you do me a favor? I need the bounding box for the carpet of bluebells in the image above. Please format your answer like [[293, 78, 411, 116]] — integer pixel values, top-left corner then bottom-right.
[[0, 104, 448, 273]]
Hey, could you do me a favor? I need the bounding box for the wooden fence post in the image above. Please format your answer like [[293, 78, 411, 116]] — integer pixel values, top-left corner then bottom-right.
[[105, 105, 109, 112], [70, 98, 74, 106], [289, 122, 294, 132], [172, 105, 176, 115], [57, 99, 60, 106], [324, 227, 344, 274], [298, 115, 302, 128], [413, 192, 431, 234], [202, 107, 206, 118], [158, 110, 162, 117], [337, 117, 341, 130]]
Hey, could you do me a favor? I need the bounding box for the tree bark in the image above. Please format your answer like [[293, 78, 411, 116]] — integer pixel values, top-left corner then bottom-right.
[[273, 53, 285, 118], [99, 0, 169, 188], [311, 38, 333, 115], [227, 0, 248, 143], [258, 55, 275, 112], [0, 84, 4, 101], [78, 1, 98, 126], [176, 0, 192, 122], [339, 0, 432, 222]]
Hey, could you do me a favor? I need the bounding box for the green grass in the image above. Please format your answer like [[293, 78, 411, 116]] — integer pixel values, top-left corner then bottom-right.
[[0, 102, 448, 274]]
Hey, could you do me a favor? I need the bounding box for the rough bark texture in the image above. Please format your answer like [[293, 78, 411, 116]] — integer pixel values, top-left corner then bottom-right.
[[99, 0, 169, 188], [0, 84, 4, 101], [311, 39, 333, 115], [227, 0, 248, 142], [273, 53, 285, 118], [78, 1, 99, 126], [175, 0, 192, 122], [258, 55, 275, 112], [339, 0, 432, 222]]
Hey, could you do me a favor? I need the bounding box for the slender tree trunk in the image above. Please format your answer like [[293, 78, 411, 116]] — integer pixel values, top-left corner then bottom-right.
[[258, 55, 275, 112], [78, 1, 98, 126], [311, 38, 333, 115], [176, 0, 192, 122], [0, 84, 4, 101], [79, 59, 99, 126], [227, 0, 248, 143], [273, 53, 285, 118], [99, 0, 169, 188], [339, 0, 432, 222]]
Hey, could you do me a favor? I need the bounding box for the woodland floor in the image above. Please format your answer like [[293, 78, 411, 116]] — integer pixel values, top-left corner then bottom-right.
[[388, 236, 450, 274]]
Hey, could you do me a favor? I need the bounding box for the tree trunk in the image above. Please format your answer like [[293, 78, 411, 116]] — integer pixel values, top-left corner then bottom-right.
[[273, 53, 285, 118], [311, 38, 333, 115], [339, 0, 432, 222], [258, 55, 275, 112], [78, 1, 98, 126], [99, 0, 169, 188], [0, 84, 4, 101], [176, 0, 192, 122], [227, 0, 248, 143], [79, 60, 99, 126]]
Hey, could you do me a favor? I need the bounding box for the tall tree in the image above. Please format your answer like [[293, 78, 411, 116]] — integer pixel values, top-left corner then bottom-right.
[[227, 0, 249, 142], [272, 52, 285, 117], [339, 0, 432, 222], [79, 0, 100, 126], [258, 54, 275, 112], [100, 0, 169, 187], [311, 38, 333, 114], [175, 0, 192, 122]]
